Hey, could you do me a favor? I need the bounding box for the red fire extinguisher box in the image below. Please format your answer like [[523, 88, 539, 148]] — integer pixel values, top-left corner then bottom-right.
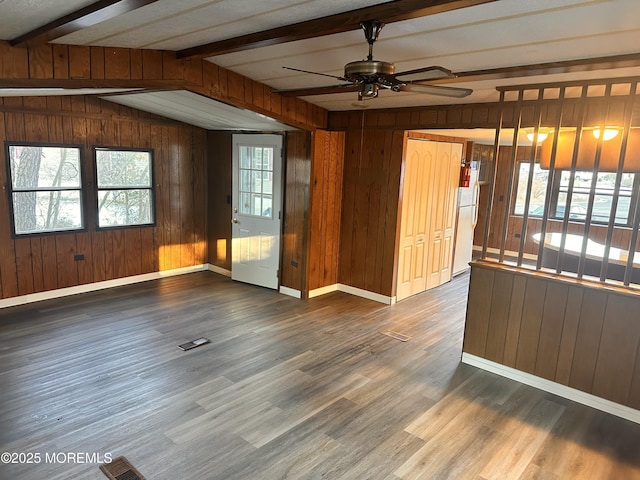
[[460, 164, 471, 187]]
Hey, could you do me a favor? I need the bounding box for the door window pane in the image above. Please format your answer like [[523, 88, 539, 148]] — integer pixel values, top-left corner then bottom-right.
[[238, 145, 275, 218]]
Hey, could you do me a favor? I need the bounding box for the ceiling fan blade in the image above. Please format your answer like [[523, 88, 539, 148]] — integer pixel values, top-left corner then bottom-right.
[[393, 66, 455, 83], [400, 83, 472, 98], [282, 66, 347, 81], [272, 84, 358, 97]]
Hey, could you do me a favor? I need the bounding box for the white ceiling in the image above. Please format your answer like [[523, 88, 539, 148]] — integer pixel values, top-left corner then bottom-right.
[[1, 0, 640, 127], [104, 90, 297, 131]]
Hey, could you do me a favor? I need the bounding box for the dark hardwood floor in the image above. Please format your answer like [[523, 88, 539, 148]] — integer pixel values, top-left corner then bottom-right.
[[1, 271, 639, 479]]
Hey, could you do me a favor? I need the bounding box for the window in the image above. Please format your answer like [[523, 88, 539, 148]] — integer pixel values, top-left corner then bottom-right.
[[514, 162, 637, 226], [94, 148, 154, 228], [238, 145, 274, 218], [6, 143, 84, 235]]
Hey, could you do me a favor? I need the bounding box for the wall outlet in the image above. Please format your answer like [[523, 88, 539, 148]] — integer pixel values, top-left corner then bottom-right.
[[74, 254, 85, 261]]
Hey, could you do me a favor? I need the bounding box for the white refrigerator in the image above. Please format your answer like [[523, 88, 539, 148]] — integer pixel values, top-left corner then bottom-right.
[[452, 167, 480, 276]]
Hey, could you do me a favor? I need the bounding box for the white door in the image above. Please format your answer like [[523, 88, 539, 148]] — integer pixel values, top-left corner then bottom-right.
[[231, 134, 283, 289], [396, 140, 437, 300]]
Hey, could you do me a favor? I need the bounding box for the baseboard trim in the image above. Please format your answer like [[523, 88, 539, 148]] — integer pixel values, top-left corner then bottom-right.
[[307, 283, 394, 304], [461, 353, 640, 425], [0, 264, 208, 310], [308, 284, 339, 298], [337, 284, 396, 305], [208, 264, 232, 277], [279, 286, 302, 299]]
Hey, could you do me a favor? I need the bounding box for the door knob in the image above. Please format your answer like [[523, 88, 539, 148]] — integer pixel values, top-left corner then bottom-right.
[[232, 218, 238, 224]]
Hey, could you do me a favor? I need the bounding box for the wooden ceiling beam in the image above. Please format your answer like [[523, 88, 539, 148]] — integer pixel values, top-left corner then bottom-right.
[[0, 78, 189, 89], [10, 0, 160, 47], [432, 52, 640, 85], [177, 0, 499, 60]]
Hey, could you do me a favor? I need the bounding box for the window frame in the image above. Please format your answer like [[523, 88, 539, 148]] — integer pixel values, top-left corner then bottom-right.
[[5, 141, 86, 238], [93, 146, 156, 230], [513, 159, 640, 228]]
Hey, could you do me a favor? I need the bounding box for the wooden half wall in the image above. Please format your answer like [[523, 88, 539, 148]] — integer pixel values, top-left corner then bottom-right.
[[0, 95, 207, 299], [464, 261, 640, 410]]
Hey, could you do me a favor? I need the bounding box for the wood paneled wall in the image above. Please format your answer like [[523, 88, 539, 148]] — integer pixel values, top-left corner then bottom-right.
[[308, 130, 345, 291], [328, 102, 501, 132], [464, 261, 640, 410], [281, 132, 312, 293], [206, 131, 232, 270], [0, 41, 327, 132], [338, 127, 469, 297], [338, 128, 405, 297], [0, 95, 207, 299]]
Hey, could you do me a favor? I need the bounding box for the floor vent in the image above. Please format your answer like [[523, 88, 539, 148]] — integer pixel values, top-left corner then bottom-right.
[[381, 330, 411, 342], [100, 456, 146, 480]]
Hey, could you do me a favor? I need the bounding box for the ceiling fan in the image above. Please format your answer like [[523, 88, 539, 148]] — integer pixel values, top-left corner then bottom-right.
[[279, 20, 472, 100]]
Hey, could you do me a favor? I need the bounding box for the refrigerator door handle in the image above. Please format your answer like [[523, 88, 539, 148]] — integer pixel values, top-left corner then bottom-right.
[[471, 181, 480, 228]]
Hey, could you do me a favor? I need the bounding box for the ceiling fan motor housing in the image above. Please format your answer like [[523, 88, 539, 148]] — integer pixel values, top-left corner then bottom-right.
[[345, 60, 395, 84]]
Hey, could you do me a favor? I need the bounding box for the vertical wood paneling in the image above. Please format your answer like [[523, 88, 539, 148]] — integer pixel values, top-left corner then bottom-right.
[[14, 238, 34, 295], [308, 130, 345, 291], [462, 265, 495, 356], [75, 233, 94, 285], [55, 235, 78, 288], [568, 289, 608, 393], [502, 274, 527, 367], [168, 126, 181, 269], [515, 277, 548, 374], [534, 283, 569, 380], [592, 295, 640, 404], [52, 45, 69, 79], [554, 286, 584, 384], [68, 46, 91, 79], [465, 263, 640, 410], [192, 128, 207, 265], [30, 237, 44, 292], [0, 95, 206, 300], [28, 45, 53, 79], [484, 269, 514, 363], [281, 132, 311, 293], [40, 236, 58, 291], [338, 128, 404, 296], [206, 131, 232, 270], [178, 128, 195, 267], [125, 229, 142, 277]]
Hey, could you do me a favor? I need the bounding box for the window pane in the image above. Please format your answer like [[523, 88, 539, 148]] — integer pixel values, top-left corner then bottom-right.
[[558, 171, 633, 224], [96, 150, 151, 188], [239, 146, 251, 168], [98, 189, 152, 227], [251, 170, 262, 193], [240, 192, 251, 215], [262, 171, 273, 194], [262, 195, 272, 218], [250, 193, 262, 216], [240, 169, 251, 193], [514, 163, 549, 215], [252, 147, 263, 169], [9, 145, 81, 189], [12, 191, 82, 234]]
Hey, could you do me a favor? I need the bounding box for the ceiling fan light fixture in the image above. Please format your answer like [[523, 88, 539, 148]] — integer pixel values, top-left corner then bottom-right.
[[359, 83, 379, 99]]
